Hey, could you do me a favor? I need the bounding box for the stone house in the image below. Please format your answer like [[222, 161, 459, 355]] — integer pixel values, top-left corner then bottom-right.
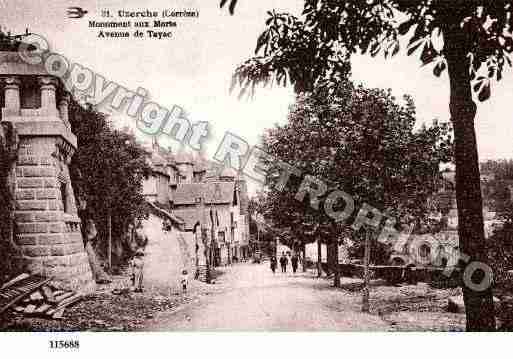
[[172, 178, 249, 265], [142, 141, 186, 233], [141, 143, 250, 266]]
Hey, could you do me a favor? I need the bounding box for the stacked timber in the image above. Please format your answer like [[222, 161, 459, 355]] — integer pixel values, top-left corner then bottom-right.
[[1, 273, 82, 320]]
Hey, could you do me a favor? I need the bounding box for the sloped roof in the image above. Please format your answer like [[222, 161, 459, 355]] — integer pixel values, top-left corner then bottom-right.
[[150, 151, 167, 167], [175, 149, 194, 164], [172, 207, 198, 230], [173, 182, 236, 205], [173, 205, 233, 231], [146, 201, 184, 225], [220, 167, 237, 178], [193, 154, 209, 172]]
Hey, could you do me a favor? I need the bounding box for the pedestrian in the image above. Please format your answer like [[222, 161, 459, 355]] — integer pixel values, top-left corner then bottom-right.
[[291, 254, 299, 274], [279, 252, 288, 273], [129, 249, 145, 292], [270, 255, 277, 274], [181, 269, 189, 293]]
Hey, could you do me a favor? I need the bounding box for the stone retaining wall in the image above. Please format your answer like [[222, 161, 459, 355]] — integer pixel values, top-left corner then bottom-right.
[[13, 136, 94, 293]]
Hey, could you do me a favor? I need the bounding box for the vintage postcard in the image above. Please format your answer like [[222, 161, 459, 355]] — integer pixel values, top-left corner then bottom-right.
[[0, 0, 512, 355]]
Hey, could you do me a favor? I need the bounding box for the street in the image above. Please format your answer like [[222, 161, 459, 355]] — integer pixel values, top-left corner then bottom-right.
[[145, 262, 389, 331]]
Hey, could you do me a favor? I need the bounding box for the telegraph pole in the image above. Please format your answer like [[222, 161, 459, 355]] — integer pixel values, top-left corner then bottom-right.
[[194, 197, 202, 278], [200, 195, 211, 284]]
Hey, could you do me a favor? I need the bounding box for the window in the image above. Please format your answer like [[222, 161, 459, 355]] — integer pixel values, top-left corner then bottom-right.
[[194, 172, 204, 183], [419, 243, 431, 259], [20, 79, 41, 109], [60, 181, 68, 213]]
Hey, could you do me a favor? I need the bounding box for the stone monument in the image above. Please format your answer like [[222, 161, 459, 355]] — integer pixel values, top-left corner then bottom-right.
[[0, 41, 95, 293]]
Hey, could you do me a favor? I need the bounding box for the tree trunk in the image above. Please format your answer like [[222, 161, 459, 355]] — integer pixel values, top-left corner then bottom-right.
[[85, 241, 111, 284], [328, 241, 340, 287], [317, 237, 322, 277], [334, 242, 340, 287], [445, 27, 496, 331], [302, 243, 306, 272], [362, 231, 371, 312], [107, 209, 112, 271]]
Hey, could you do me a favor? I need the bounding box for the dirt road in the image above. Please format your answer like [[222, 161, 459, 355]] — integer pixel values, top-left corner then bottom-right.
[[145, 262, 389, 331]]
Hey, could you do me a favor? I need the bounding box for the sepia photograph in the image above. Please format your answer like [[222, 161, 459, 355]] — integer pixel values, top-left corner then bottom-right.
[[0, 0, 513, 356]]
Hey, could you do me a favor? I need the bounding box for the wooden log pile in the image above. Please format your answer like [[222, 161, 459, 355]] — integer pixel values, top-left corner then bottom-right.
[[12, 285, 82, 319], [1, 273, 82, 320]]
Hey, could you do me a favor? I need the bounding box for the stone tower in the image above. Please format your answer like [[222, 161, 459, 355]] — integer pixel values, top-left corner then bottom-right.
[[0, 45, 95, 293]]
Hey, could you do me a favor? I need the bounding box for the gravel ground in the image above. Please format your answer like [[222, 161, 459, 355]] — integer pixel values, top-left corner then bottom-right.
[[0, 223, 221, 332], [0, 273, 195, 331], [368, 282, 466, 331], [4, 262, 510, 332]]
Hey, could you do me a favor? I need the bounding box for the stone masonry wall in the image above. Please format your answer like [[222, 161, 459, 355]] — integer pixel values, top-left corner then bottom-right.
[[13, 137, 95, 293]]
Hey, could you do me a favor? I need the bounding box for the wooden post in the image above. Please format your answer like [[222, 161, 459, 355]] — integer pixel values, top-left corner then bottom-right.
[[210, 205, 216, 269], [204, 228, 211, 284], [362, 230, 371, 313], [317, 238, 321, 277], [195, 197, 202, 276]]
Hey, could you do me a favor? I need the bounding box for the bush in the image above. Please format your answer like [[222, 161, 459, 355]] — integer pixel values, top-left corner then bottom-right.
[[348, 239, 393, 265], [0, 122, 23, 283], [487, 222, 513, 285]]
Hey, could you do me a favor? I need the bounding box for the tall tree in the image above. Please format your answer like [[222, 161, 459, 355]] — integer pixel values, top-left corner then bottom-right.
[[225, 0, 509, 331], [258, 82, 452, 291], [68, 101, 151, 271]]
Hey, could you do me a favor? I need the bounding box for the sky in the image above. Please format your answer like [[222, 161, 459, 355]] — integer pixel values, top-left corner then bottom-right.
[[2, 0, 513, 193]]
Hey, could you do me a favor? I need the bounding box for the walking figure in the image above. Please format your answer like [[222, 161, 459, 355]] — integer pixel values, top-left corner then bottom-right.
[[129, 249, 145, 292], [279, 252, 288, 273], [181, 269, 189, 293], [270, 256, 277, 274], [291, 254, 299, 274], [180, 269, 189, 293]]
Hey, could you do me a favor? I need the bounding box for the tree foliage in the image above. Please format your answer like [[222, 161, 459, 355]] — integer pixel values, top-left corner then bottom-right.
[[226, 0, 506, 332], [68, 101, 151, 264], [230, 1, 513, 101], [481, 159, 513, 221], [477, 160, 513, 287], [258, 82, 452, 255], [0, 122, 23, 282]]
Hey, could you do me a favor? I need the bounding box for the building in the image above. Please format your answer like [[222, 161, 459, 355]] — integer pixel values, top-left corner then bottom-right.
[[141, 142, 250, 267], [172, 165, 251, 265], [0, 33, 94, 292]]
